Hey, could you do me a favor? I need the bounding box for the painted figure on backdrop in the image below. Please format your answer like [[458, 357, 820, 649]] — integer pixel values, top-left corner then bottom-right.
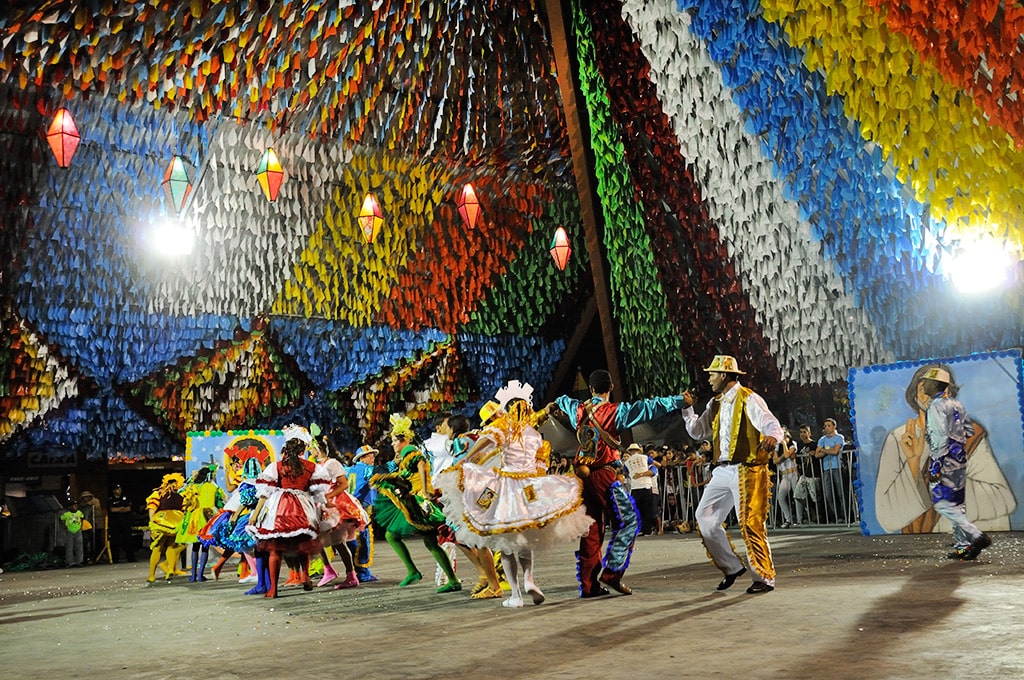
[[914, 367, 993, 559], [875, 363, 1016, 535]]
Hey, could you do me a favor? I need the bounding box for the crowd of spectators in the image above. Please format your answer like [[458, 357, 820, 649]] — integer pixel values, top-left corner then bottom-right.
[[592, 420, 860, 534]]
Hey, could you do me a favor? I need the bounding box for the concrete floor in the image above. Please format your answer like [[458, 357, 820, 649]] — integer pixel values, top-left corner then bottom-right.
[[1, 529, 1021, 679]]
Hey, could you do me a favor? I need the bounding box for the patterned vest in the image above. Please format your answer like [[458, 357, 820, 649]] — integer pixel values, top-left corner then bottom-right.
[[709, 386, 766, 465]]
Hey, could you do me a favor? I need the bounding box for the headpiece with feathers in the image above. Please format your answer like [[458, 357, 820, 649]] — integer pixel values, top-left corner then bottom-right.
[[388, 413, 415, 441]]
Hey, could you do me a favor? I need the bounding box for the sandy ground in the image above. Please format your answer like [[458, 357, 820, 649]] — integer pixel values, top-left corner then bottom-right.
[[1, 528, 1022, 679]]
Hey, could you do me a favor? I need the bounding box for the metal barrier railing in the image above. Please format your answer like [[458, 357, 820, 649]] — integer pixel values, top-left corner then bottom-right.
[[657, 449, 860, 531]]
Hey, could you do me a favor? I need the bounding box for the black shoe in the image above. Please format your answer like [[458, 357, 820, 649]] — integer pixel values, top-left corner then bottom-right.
[[746, 581, 774, 594], [716, 567, 747, 591], [964, 533, 992, 560], [581, 587, 610, 599], [599, 571, 632, 595]]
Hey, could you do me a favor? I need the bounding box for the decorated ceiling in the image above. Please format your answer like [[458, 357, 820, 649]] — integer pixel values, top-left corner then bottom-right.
[[1, 0, 1022, 462]]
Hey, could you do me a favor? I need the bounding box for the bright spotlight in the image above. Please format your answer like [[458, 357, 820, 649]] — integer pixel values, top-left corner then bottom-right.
[[150, 217, 195, 257], [947, 238, 1012, 294]]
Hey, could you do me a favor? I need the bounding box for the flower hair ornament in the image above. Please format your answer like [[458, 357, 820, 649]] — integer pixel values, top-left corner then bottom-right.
[[160, 472, 185, 491], [282, 423, 314, 444], [389, 413, 415, 441]]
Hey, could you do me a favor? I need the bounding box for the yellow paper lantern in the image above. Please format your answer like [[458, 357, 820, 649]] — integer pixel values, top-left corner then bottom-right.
[[256, 148, 284, 201], [359, 192, 384, 243]]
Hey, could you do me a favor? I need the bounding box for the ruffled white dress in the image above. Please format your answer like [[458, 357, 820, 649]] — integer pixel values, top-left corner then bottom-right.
[[436, 422, 593, 554]]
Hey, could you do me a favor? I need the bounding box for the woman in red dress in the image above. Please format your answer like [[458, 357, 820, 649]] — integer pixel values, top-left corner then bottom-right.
[[247, 434, 330, 598]]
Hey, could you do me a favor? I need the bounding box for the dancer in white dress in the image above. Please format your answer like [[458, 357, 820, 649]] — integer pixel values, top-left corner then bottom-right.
[[437, 381, 593, 607]]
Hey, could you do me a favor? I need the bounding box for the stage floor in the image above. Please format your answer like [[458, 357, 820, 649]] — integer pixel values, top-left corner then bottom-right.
[[2, 528, 1021, 679]]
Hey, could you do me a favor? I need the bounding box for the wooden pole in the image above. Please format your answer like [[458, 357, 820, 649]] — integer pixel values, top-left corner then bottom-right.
[[542, 0, 626, 401]]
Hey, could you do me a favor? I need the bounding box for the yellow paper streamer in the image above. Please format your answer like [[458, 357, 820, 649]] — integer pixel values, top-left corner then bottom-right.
[[762, 0, 1024, 249], [271, 153, 454, 325]]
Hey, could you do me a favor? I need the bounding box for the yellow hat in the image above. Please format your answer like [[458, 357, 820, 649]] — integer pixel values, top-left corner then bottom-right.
[[160, 472, 185, 490], [704, 355, 745, 375], [921, 367, 951, 383], [478, 400, 501, 425]]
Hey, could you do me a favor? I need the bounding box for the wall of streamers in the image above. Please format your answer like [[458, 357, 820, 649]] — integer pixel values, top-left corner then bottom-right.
[[571, 1, 690, 397], [674, 0, 1023, 362], [587, 0, 781, 390], [621, 0, 892, 385]]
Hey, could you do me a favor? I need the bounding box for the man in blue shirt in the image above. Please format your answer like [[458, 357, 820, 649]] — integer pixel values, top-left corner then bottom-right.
[[553, 369, 687, 597], [347, 445, 379, 582], [815, 419, 846, 523]]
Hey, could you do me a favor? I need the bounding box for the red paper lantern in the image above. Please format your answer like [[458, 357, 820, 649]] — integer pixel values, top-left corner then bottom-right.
[[46, 108, 81, 168], [162, 155, 194, 214], [457, 183, 481, 229], [549, 227, 572, 271], [359, 192, 384, 243], [256, 148, 284, 201]]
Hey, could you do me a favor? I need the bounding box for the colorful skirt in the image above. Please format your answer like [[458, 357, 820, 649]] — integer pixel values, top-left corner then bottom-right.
[[148, 509, 185, 550], [247, 488, 322, 555], [320, 489, 369, 545]]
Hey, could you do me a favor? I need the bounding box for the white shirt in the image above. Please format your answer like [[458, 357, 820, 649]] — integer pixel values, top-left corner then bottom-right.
[[681, 382, 784, 462], [624, 453, 655, 490]]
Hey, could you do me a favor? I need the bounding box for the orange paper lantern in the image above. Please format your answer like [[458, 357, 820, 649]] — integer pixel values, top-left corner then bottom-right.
[[256, 148, 284, 201], [549, 227, 572, 271], [359, 192, 384, 243], [46, 108, 81, 168], [457, 183, 481, 229]]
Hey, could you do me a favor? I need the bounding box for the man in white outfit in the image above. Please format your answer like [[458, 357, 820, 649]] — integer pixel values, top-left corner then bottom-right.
[[681, 356, 784, 594]]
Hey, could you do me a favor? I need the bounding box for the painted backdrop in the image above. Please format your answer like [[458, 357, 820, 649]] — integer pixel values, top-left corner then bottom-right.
[[851, 350, 1024, 536], [185, 429, 282, 492]]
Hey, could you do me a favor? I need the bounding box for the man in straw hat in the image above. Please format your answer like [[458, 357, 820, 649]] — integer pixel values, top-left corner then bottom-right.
[[915, 366, 992, 560], [348, 444, 380, 582], [682, 355, 784, 594]]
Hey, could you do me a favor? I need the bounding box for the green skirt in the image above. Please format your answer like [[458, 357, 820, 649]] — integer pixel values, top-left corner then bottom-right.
[[372, 486, 445, 539]]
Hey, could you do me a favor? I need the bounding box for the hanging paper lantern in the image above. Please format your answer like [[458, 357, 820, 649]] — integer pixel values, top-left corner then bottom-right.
[[161, 155, 194, 214], [46, 108, 81, 168], [256, 148, 284, 201], [359, 192, 384, 243], [549, 227, 572, 271], [457, 183, 481, 229]]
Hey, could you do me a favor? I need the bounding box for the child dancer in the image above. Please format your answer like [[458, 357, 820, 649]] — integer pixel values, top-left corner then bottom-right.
[[247, 428, 330, 598]]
